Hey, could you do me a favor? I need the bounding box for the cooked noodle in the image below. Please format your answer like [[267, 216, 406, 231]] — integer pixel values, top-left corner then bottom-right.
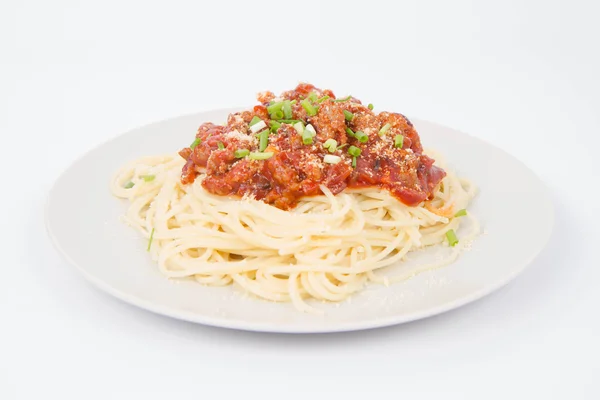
[[111, 152, 479, 313]]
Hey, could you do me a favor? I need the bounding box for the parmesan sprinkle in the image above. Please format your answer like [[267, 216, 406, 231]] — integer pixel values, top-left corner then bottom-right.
[[324, 154, 342, 164], [224, 130, 257, 144]]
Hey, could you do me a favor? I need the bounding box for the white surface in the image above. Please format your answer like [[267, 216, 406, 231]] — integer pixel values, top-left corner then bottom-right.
[[1, 0, 598, 398], [46, 110, 554, 332]]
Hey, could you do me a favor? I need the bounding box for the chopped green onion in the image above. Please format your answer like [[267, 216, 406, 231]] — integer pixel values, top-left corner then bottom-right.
[[394, 134, 404, 148], [267, 101, 283, 115], [323, 154, 341, 164], [348, 145, 361, 157], [234, 149, 250, 158], [293, 121, 304, 135], [301, 99, 318, 116], [282, 100, 293, 119], [258, 129, 269, 152], [318, 95, 330, 103], [345, 127, 356, 138], [302, 130, 313, 145], [338, 144, 348, 150], [269, 120, 281, 132], [249, 120, 267, 133], [343, 110, 354, 121], [147, 228, 155, 252], [455, 209, 467, 217], [352, 156, 357, 168], [305, 124, 316, 137], [290, 100, 297, 105], [249, 151, 274, 160], [190, 137, 201, 150], [446, 229, 459, 246], [308, 92, 318, 103], [323, 138, 337, 152], [217, 141, 225, 150], [355, 131, 368, 143], [379, 123, 391, 136], [272, 110, 284, 120], [368, 103, 374, 110], [278, 119, 301, 124], [124, 181, 135, 189], [141, 175, 155, 182], [249, 116, 262, 126], [334, 95, 351, 102], [267, 101, 285, 120]]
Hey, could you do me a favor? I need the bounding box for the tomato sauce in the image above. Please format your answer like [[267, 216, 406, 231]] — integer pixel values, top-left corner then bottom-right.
[[179, 83, 445, 210]]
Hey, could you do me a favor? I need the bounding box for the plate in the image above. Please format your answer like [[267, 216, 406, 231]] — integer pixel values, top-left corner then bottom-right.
[[45, 109, 554, 333]]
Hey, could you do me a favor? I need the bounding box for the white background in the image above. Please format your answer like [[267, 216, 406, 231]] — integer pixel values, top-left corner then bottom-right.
[[1, 0, 598, 398]]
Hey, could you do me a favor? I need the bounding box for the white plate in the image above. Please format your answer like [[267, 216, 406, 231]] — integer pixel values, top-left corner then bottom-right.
[[45, 109, 554, 333]]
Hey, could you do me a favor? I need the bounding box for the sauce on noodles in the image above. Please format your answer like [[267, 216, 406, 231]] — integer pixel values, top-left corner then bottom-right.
[[179, 83, 445, 210]]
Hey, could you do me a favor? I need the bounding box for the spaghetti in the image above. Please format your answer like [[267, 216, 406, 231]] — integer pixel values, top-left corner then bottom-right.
[[111, 153, 478, 313], [111, 83, 479, 313]]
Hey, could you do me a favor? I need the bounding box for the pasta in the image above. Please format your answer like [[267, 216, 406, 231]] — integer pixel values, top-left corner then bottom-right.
[[110, 83, 480, 313], [111, 153, 478, 313]]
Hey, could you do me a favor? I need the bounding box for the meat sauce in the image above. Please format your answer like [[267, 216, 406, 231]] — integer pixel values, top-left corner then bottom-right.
[[179, 83, 446, 210]]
